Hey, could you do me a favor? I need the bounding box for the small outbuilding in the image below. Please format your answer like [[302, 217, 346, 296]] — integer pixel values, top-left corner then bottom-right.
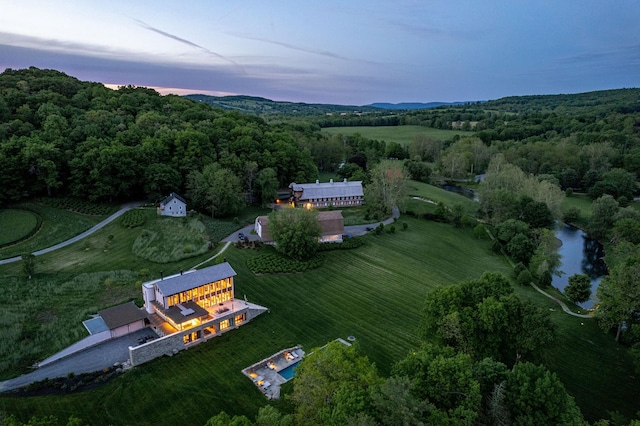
[[98, 301, 149, 338], [158, 192, 187, 217]]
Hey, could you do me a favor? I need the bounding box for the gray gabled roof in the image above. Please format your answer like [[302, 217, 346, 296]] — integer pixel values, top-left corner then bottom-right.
[[155, 262, 237, 297], [161, 192, 186, 205], [290, 180, 363, 200]]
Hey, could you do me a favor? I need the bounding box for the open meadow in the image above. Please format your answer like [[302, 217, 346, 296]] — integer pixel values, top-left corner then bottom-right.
[[321, 125, 473, 145], [0, 196, 638, 424]]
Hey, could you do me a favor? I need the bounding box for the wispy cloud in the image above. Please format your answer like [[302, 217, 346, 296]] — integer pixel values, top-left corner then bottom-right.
[[133, 19, 242, 68], [557, 44, 640, 70], [225, 31, 376, 65]]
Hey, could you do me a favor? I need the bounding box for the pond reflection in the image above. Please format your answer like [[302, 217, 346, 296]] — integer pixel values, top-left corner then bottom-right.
[[552, 224, 607, 309]]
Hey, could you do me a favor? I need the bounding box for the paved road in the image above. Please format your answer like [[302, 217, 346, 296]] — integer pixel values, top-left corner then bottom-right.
[[0, 201, 143, 265], [0, 329, 157, 392]]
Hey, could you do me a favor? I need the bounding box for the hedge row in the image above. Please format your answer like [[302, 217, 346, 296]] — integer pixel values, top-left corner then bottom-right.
[[247, 253, 324, 274], [316, 237, 366, 251]]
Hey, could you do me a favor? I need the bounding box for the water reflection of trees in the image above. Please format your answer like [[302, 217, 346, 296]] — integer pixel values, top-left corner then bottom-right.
[[581, 236, 608, 278]]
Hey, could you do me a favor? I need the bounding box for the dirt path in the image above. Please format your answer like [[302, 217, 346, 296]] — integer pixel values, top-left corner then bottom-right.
[[529, 281, 593, 318], [190, 241, 232, 270]]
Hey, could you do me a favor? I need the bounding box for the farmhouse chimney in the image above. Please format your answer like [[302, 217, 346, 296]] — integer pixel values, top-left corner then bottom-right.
[[180, 270, 183, 275], [344, 178, 347, 183], [316, 180, 319, 184], [160, 271, 163, 280], [330, 179, 333, 184]]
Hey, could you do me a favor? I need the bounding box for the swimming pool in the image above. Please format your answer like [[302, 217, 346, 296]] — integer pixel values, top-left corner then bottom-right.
[[278, 361, 301, 381]]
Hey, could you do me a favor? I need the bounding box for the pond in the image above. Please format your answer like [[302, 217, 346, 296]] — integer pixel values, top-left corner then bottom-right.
[[552, 224, 607, 309], [437, 184, 607, 309]]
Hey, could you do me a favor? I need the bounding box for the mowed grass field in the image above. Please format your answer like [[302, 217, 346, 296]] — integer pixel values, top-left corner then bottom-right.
[[0, 209, 39, 246], [321, 125, 474, 145], [0, 199, 638, 424], [0, 203, 106, 259]]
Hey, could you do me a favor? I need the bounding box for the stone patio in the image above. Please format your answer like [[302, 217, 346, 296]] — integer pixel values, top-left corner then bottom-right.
[[242, 346, 305, 399]]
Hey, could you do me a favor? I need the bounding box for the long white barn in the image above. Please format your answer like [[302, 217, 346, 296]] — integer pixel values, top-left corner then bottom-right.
[[289, 179, 363, 208]]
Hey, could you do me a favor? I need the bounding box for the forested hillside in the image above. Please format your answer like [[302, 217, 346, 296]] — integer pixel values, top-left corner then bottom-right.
[[0, 68, 321, 209]]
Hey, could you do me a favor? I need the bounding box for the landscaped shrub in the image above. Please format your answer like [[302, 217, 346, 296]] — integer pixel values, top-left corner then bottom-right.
[[317, 237, 365, 252], [247, 253, 324, 274], [402, 222, 408, 231], [119, 209, 146, 228], [388, 224, 396, 234]]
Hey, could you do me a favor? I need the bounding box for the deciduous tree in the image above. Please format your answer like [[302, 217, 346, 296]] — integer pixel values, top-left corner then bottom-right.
[[268, 208, 321, 261], [565, 274, 592, 304], [596, 257, 640, 342]]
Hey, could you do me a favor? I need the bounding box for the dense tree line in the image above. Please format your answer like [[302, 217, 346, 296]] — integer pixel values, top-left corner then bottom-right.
[[0, 67, 318, 211]]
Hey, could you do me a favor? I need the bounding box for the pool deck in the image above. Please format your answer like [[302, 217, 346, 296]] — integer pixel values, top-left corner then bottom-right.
[[242, 346, 305, 399]]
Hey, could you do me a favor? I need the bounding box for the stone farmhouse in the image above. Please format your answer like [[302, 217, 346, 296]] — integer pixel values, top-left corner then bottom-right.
[[289, 179, 363, 208], [158, 192, 187, 217], [254, 210, 345, 243]]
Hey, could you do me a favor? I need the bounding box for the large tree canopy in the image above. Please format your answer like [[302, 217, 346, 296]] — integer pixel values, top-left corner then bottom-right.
[[597, 256, 640, 342], [421, 272, 556, 366], [268, 208, 321, 261]]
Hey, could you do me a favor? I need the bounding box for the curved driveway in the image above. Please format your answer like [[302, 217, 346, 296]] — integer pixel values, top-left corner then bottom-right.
[[0, 329, 155, 392], [0, 201, 143, 265]]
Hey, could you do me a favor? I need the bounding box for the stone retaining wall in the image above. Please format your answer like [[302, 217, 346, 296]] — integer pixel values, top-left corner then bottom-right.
[[129, 332, 185, 366]]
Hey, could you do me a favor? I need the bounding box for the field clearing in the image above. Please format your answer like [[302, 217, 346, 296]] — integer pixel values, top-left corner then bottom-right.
[[321, 125, 474, 145], [0, 209, 39, 246]]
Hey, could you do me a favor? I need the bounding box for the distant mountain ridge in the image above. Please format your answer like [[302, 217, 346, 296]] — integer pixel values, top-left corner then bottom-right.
[[367, 101, 469, 110], [184, 94, 381, 116], [183, 94, 470, 115]]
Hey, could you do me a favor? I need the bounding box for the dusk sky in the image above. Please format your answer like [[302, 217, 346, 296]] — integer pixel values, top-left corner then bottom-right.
[[1, 1, 639, 105]]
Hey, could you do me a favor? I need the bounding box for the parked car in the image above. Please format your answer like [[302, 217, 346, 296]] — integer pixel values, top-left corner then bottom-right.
[[238, 232, 245, 241], [342, 234, 352, 239], [365, 226, 373, 231]]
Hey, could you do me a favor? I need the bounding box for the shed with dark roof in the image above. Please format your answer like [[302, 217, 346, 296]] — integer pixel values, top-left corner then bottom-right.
[[98, 301, 148, 338]]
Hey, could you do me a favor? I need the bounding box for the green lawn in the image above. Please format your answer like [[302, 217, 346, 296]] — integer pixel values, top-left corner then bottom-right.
[[0, 209, 39, 246], [0, 203, 106, 260], [0, 211, 638, 424], [322, 125, 474, 145], [406, 180, 479, 216]]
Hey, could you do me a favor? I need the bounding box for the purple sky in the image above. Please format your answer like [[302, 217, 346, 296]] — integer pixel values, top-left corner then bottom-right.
[[1, 0, 639, 105]]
